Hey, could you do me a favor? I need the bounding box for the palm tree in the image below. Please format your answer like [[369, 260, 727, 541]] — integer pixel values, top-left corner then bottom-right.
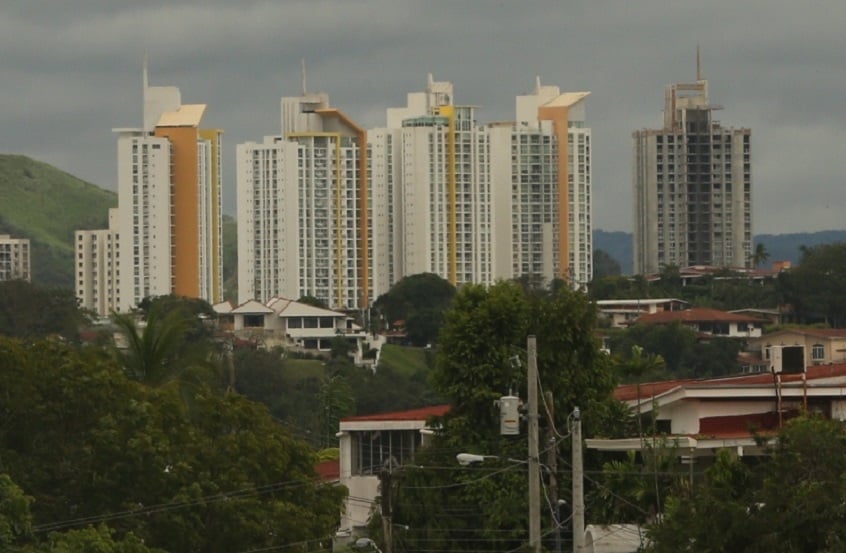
[[113, 302, 217, 388], [750, 243, 770, 268]]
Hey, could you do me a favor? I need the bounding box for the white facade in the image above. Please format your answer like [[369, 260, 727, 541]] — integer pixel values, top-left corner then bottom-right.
[[336, 405, 447, 539], [75, 209, 120, 316], [213, 297, 367, 361], [633, 75, 752, 275], [0, 234, 30, 282], [115, 130, 173, 310], [237, 93, 371, 310], [236, 136, 299, 304], [490, 82, 593, 288], [241, 75, 594, 308], [79, 67, 223, 314], [373, 76, 592, 290]]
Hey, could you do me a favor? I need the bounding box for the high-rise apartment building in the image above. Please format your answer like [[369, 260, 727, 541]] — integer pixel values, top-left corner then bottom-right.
[[0, 235, 30, 282], [374, 75, 494, 287], [237, 92, 370, 309], [490, 80, 592, 288], [76, 209, 120, 315], [240, 75, 593, 309], [633, 69, 751, 275], [77, 66, 223, 316]]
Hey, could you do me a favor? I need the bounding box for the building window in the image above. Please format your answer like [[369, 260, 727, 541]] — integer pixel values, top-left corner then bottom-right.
[[812, 344, 825, 361], [243, 315, 264, 328]]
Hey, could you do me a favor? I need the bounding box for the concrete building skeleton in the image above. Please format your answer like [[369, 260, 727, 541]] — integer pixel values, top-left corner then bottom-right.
[[633, 59, 752, 275]]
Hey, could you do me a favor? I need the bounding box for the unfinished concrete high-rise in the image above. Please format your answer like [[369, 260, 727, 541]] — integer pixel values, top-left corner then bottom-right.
[[633, 58, 751, 275]]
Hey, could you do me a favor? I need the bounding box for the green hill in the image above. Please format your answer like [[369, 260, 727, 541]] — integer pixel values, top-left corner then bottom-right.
[[0, 155, 116, 288]]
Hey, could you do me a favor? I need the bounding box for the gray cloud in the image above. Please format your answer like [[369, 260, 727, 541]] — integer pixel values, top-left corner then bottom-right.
[[2, 0, 845, 234]]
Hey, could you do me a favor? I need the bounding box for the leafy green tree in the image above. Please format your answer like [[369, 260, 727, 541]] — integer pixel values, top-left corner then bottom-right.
[[0, 474, 33, 550], [372, 273, 456, 346], [297, 295, 328, 309], [45, 525, 163, 553], [646, 449, 756, 552], [593, 249, 622, 278], [648, 416, 846, 553], [393, 281, 618, 552], [0, 280, 86, 340], [609, 323, 741, 378], [780, 242, 846, 326], [589, 274, 650, 301], [0, 336, 344, 553]]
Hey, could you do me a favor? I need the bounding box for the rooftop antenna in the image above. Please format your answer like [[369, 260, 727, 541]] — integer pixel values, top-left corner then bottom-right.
[[301, 58, 307, 96], [141, 52, 150, 92], [696, 44, 702, 81]]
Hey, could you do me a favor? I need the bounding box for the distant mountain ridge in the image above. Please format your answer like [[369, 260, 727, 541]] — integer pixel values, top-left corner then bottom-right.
[[594, 229, 846, 275]]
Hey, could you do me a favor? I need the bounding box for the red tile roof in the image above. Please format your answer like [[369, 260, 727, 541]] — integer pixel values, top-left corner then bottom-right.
[[614, 363, 846, 401], [315, 459, 340, 481], [341, 404, 451, 422], [698, 411, 781, 439], [614, 380, 694, 402], [765, 328, 846, 339], [637, 307, 767, 325]]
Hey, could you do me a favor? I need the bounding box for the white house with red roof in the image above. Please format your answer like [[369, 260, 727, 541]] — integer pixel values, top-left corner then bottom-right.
[[587, 364, 846, 460], [636, 307, 766, 338], [335, 405, 450, 541]]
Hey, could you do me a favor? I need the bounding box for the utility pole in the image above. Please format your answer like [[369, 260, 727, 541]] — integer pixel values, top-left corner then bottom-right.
[[572, 407, 584, 553], [527, 335, 541, 553], [545, 391, 561, 553], [380, 469, 393, 553]]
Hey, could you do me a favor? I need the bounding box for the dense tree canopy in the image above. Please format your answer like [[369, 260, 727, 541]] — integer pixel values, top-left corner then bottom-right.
[[0, 336, 344, 553], [372, 273, 456, 346], [780, 242, 846, 326], [608, 322, 742, 379], [0, 280, 86, 340], [389, 281, 621, 553], [593, 249, 622, 278], [648, 416, 846, 552]]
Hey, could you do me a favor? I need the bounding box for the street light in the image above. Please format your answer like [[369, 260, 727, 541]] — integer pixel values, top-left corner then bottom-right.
[[355, 537, 384, 553], [456, 453, 501, 466]]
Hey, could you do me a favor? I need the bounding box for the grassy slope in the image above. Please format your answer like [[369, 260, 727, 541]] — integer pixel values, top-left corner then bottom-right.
[[378, 344, 431, 377], [0, 155, 116, 287]]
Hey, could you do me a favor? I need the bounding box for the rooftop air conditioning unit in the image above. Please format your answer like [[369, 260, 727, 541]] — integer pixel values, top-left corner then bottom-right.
[[770, 345, 805, 374]]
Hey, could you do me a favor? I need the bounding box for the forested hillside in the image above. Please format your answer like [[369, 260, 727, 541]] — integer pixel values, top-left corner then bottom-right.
[[0, 155, 115, 287]]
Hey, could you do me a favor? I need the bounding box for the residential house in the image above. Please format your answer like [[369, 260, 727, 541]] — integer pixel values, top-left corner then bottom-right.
[[636, 307, 766, 338], [745, 328, 846, 372], [587, 364, 846, 463], [596, 298, 689, 329], [335, 405, 449, 543], [213, 297, 367, 361]]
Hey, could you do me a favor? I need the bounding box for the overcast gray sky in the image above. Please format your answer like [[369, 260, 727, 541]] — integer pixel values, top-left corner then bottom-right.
[[2, 0, 844, 234]]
